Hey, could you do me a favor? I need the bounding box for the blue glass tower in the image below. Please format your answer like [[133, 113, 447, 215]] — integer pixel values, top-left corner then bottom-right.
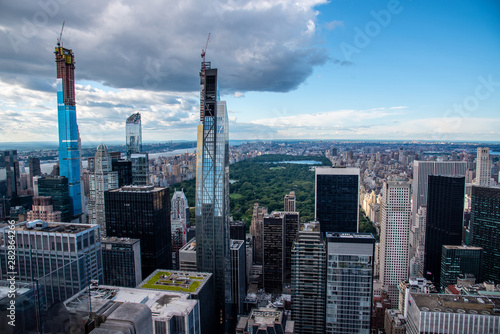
[[196, 63, 231, 333], [55, 45, 82, 217]]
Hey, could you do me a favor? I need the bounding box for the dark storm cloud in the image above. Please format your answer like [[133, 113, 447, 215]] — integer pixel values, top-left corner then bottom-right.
[[0, 0, 329, 94]]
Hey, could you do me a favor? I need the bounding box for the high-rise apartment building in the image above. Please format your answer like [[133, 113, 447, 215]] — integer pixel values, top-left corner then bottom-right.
[[475, 147, 492, 186], [284, 191, 296, 212], [89, 144, 119, 234], [195, 63, 231, 331], [101, 237, 142, 288], [55, 45, 82, 217], [105, 185, 171, 279], [171, 189, 189, 221], [291, 222, 326, 334], [28, 157, 41, 189], [0, 221, 103, 310], [424, 175, 465, 288], [37, 176, 71, 222], [440, 245, 483, 288], [250, 203, 267, 264], [126, 112, 142, 159], [380, 181, 411, 304], [315, 167, 360, 233], [326, 232, 375, 334], [470, 186, 500, 283]]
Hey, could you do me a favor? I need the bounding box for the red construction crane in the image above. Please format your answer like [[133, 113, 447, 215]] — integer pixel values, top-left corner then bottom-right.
[[200, 33, 210, 122]]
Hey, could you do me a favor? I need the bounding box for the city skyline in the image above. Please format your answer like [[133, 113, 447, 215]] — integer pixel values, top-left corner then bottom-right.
[[0, 0, 499, 144]]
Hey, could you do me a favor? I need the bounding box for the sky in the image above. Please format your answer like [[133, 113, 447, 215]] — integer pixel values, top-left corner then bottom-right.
[[0, 0, 499, 146]]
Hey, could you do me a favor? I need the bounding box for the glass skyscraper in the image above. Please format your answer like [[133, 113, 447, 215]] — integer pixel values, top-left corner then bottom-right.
[[55, 45, 82, 217], [126, 112, 142, 159], [195, 65, 231, 332]]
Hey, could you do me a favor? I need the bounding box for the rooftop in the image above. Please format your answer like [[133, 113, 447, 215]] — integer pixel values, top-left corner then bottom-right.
[[180, 238, 196, 252], [109, 185, 166, 193], [6, 220, 97, 234], [230, 239, 244, 249], [443, 245, 483, 250], [101, 237, 140, 245], [410, 293, 500, 316], [138, 269, 211, 294], [65, 284, 197, 320]]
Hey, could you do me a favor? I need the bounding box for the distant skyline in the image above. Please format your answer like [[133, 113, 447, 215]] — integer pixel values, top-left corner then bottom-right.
[[0, 0, 499, 145]]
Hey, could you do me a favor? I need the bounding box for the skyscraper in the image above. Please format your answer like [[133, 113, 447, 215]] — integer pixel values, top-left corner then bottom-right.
[[0, 150, 19, 198], [37, 176, 71, 222], [126, 112, 142, 159], [105, 185, 171, 279], [291, 222, 326, 334], [130, 153, 149, 185], [101, 237, 142, 288], [440, 245, 483, 288], [475, 147, 492, 186], [380, 181, 411, 304], [470, 185, 500, 283], [28, 157, 41, 189], [326, 232, 375, 334], [315, 167, 360, 234], [195, 63, 231, 331], [250, 203, 267, 264], [262, 213, 285, 293], [89, 144, 119, 234], [284, 191, 296, 212], [55, 45, 82, 217], [424, 175, 465, 288]]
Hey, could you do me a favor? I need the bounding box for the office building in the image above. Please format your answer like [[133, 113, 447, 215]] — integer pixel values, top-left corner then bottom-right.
[[440, 245, 483, 289], [262, 213, 284, 293], [37, 176, 71, 222], [195, 64, 231, 330], [291, 222, 326, 334], [179, 238, 197, 272], [0, 221, 103, 310], [250, 203, 267, 264], [475, 147, 492, 186], [55, 45, 82, 217], [406, 293, 500, 334], [380, 181, 411, 304], [282, 211, 299, 279], [105, 185, 171, 278], [409, 206, 427, 277], [28, 157, 41, 189], [112, 159, 133, 187], [411, 161, 466, 232], [284, 191, 296, 212], [89, 144, 119, 234], [65, 284, 200, 334], [235, 307, 294, 334], [171, 218, 188, 269], [101, 237, 142, 288], [26, 196, 62, 222], [424, 176, 465, 288], [230, 220, 246, 242], [126, 112, 142, 159], [315, 167, 360, 233], [0, 150, 19, 198], [0, 281, 37, 333], [385, 309, 406, 334], [326, 232, 375, 334], [230, 239, 246, 316], [139, 269, 214, 333], [171, 189, 189, 221], [131, 153, 149, 186], [470, 186, 500, 283]]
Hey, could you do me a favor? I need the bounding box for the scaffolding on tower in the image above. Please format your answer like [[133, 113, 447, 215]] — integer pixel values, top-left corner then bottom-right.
[[200, 33, 210, 122]]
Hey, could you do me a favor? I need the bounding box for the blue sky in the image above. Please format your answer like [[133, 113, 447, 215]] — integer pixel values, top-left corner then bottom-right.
[[0, 0, 499, 145]]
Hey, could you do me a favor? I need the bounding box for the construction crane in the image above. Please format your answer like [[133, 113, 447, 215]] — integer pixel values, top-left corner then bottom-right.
[[57, 21, 65, 47], [200, 33, 210, 122]]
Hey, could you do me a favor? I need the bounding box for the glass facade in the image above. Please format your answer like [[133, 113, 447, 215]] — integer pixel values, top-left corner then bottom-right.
[[424, 175, 465, 288], [315, 167, 360, 234], [126, 113, 142, 158], [326, 232, 374, 334], [440, 245, 483, 288], [195, 66, 231, 331], [55, 46, 82, 217], [470, 186, 500, 283], [38, 176, 71, 222]]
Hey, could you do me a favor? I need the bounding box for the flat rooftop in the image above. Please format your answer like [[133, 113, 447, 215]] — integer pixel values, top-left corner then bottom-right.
[[249, 308, 284, 326], [180, 238, 196, 252], [443, 245, 483, 250], [410, 293, 500, 316], [65, 284, 197, 320], [101, 237, 140, 245], [230, 239, 244, 249], [7, 220, 97, 234], [138, 269, 211, 294], [108, 185, 167, 193], [326, 232, 375, 240]]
